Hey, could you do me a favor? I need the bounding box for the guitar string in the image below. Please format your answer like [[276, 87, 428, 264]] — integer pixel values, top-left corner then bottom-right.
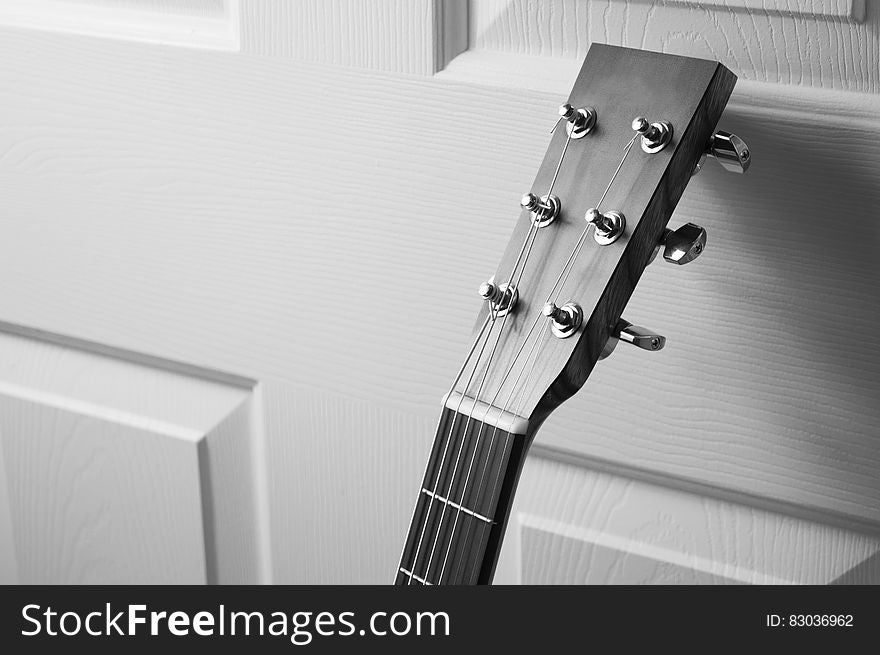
[[393, 313, 492, 579], [440, 132, 636, 583], [444, 238, 581, 582], [439, 227, 590, 583], [419, 132, 573, 583], [403, 216, 542, 585], [478, 132, 640, 568], [435, 130, 607, 584], [453, 133, 637, 583], [402, 278, 508, 584], [507, 133, 640, 410], [455, 133, 639, 584], [460, 132, 638, 585], [417, 128, 576, 584], [402, 126, 574, 584]]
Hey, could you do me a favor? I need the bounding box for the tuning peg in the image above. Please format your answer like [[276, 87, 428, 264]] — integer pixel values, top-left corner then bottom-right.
[[585, 207, 626, 245], [599, 319, 666, 359], [618, 321, 666, 351], [661, 223, 707, 265], [632, 115, 673, 153], [521, 192, 560, 227], [558, 103, 597, 139], [694, 131, 751, 174], [479, 280, 518, 316], [542, 301, 583, 339]]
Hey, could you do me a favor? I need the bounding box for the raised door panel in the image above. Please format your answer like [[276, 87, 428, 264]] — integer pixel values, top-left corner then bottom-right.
[[0, 326, 263, 583], [494, 458, 880, 585], [466, 0, 876, 91]]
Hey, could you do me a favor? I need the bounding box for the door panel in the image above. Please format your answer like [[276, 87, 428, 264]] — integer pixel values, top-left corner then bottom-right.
[[495, 458, 880, 585], [0, 0, 878, 584], [0, 327, 261, 583]]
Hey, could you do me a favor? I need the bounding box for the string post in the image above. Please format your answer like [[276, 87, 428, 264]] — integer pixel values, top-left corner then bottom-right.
[[632, 115, 673, 153], [542, 301, 583, 339], [479, 281, 518, 316], [520, 192, 560, 228], [558, 103, 597, 139], [585, 207, 626, 245]]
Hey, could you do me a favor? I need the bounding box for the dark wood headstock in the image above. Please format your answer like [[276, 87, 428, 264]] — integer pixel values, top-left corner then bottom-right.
[[457, 44, 738, 430]]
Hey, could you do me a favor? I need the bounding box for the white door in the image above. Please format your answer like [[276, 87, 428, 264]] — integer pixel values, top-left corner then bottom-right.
[[1, 0, 879, 584]]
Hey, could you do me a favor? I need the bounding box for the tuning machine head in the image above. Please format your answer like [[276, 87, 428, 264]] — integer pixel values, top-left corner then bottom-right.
[[521, 192, 560, 227], [599, 319, 666, 360], [543, 301, 583, 339], [585, 207, 626, 245], [694, 131, 751, 174], [479, 280, 518, 316], [632, 116, 673, 153], [558, 103, 597, 139], [662, 223, 707, 265]]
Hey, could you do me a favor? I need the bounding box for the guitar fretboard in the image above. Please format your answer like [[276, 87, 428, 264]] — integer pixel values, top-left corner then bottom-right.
[[396, 406, 528, 585]]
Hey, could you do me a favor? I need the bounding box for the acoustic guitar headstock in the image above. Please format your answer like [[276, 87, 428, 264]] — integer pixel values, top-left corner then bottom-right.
[[448, 44, 749, 432]]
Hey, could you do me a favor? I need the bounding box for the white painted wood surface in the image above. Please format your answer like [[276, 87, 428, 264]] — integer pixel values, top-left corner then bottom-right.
[[239, 0, 467, 74], [468, 0, 877, 91], [0, 0, 878, 584], [0, 328, 262, 583], [495, 457, 880, 584], [0, 435, 17, 584], [0, 0, 240, 50]]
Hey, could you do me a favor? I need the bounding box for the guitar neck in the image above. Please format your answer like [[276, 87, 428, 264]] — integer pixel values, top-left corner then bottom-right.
[[395, 402, 532, 585]]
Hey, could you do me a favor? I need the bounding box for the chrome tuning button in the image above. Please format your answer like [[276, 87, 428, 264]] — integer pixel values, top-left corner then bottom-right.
[[661, 223, 707, 265], [585, 207, 626, 245], [479, 280, 518, 316], [599, 319, 666, 360], [543, 302, 583, 339], [558, 103, 597, 139], [521, 192, 560, 228], [632, 116, 673, 153], [708, 131, 750, 173]]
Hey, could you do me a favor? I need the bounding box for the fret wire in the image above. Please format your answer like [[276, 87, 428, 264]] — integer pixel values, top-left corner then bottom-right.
[[410, 490, 489, 582], [398, 567, 432, 586], [421, 488, 493, 524]]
